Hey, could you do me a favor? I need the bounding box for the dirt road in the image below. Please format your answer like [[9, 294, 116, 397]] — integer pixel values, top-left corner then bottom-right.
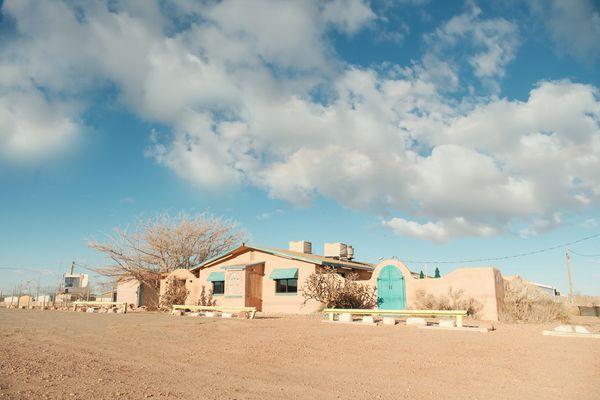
[[0, 309, 598, 399]]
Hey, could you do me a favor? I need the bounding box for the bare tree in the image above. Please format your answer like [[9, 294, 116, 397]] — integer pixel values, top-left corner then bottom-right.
[[88, 212, 244, 302]]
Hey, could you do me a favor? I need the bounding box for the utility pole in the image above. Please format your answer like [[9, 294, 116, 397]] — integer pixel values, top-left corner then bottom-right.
[[566, 248, 574, 304]]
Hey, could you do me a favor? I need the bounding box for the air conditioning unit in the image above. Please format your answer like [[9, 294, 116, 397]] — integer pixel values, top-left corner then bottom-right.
[[347, 246, 354, 260], [324, 242, 348, 259], [289, 241, 312, 254]]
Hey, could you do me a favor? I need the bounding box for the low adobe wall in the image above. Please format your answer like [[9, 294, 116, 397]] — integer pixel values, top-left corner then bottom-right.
[[366, 260, 505, 321], [160, 269, 201, 306]]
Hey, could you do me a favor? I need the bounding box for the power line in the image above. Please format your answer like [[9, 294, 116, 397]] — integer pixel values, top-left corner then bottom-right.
[[401, 231, 600, 264], [0, 266, 62, 276], [569, 249, 600, 258]]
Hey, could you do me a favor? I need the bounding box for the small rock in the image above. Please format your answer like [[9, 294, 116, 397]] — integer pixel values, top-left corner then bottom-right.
[[382, 317, 396, 325], [406, 317, 427, 326], [362, 315, 375, 324], [574, 325, 590, 334], [554, 325, 573, 333], [439, 319, 455, 328], [339, 313, 353, 322]]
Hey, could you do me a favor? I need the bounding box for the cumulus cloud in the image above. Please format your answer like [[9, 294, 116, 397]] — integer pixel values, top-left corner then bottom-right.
[[530, 0, 600, 64], [383, 217, 499, 243], [1, 0, 598, 242], [0, 88, 78, 160], [425, 3, 519, 92]]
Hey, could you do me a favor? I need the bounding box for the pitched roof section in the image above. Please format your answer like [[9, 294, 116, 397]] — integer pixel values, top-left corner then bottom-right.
[[192, 244, 374, 272]]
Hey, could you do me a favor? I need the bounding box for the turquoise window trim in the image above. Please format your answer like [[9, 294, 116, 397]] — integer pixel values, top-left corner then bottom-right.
[[213, 293, 224, 297], [269, 268, 298, 280], [274, 292, 298, 296], [224, 295, 243, 298], [207, 271, 225, 282]]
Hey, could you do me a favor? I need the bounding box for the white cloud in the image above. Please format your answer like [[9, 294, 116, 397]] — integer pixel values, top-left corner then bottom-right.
[[0, 0, 598, 242], [530, 0, 600, 64], [519, 213, 562, 238], [0, 87, 79, 160], [425, 4, 519, 92], [383, 217, 499, 243], [256, 209, 283, 220], [321, 0, 376, 35]]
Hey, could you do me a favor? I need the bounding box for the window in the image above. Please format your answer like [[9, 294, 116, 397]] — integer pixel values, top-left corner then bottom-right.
[[64, 276, 80, 288], [212, 281, 225, 295], [275, 278, 297, 294]]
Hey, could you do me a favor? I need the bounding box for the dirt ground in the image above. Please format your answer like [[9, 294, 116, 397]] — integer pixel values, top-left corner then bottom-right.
[[0, 309, 599, 400]]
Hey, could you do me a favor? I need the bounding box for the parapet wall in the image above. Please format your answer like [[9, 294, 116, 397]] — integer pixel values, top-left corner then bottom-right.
[[366, 260, 505, 321]]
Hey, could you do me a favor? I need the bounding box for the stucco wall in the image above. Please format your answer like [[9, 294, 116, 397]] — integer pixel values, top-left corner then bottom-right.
[[117, 280, 158, 308], [117, 280, 140, 306], [197, 250, 324, 314], [160, 269, 200, 306], [366, 260, 504, 321]]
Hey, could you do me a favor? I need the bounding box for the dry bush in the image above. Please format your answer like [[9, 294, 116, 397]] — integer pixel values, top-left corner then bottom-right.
[[198, 285, 216, 306], [501, 277, 570, 323], [159, 277, 189, 311], [572, 295, 600, 307], [414, 287, 483, 318], [302, 269, 378, 310]]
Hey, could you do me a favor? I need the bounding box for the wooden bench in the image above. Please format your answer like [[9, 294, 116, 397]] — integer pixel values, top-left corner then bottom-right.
[[171, 305, 257, 320], [323, 308, 467, 327], [73, 301, 128, 314]]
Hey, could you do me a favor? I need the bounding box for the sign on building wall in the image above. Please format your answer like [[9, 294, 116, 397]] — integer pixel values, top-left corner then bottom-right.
[[225, 270, 245, 297]]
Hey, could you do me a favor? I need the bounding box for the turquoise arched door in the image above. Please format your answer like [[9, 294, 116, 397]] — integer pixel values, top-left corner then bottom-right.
[[377, 265, 406, 309]]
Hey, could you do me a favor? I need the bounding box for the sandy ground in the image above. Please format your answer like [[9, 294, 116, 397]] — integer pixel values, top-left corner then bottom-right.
[[0, 309, 599, 400]]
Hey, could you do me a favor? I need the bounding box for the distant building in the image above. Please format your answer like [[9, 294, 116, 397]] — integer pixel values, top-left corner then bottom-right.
[[116, 278, 158, 308], [504, 275, 560, 298]]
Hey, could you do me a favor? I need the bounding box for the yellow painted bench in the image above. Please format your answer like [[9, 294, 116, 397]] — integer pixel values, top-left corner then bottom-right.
[[73, 301, 128, 314], [323, 308, 467, 327], [171, 305, 257, 320]]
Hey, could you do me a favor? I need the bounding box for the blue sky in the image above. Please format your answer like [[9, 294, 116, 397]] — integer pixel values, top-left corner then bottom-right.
[[1, 0, 599, 295]]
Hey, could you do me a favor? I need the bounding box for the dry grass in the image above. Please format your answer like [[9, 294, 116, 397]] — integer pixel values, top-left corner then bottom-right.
[[572, 295, 600, 307], [413, 287, 483, 318], [501, 277, 570, 323]]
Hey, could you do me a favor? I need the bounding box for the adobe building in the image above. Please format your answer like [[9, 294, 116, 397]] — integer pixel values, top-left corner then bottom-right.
[[165, 241, 374, 313], [154, 240, 507, 320]]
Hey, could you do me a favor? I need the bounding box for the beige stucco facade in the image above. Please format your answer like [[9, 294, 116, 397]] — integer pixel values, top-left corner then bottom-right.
[[197, 250, 321, 313], [116, 279, 158, 308], [159, 244, 373, 314]]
